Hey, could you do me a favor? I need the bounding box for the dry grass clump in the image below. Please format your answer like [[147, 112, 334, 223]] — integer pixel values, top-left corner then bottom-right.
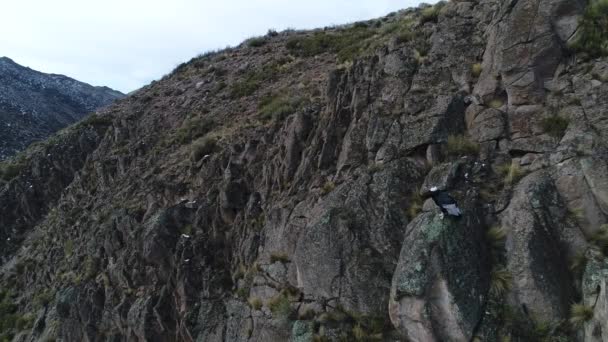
[[446, 135, 480, 156]]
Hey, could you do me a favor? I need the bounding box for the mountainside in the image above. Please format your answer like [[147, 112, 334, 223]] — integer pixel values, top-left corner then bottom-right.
[[0, 57, 124, 160], [1, 0, 608, 341]]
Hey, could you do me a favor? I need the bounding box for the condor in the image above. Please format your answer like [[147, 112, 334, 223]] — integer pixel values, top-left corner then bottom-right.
[[429, 187, 462, 218]]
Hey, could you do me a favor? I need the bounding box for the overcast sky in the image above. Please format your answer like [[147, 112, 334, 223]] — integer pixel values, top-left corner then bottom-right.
[[1, 0, 435, 93]]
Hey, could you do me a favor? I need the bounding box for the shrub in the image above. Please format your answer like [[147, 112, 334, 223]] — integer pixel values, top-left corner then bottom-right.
[[229, 63, 281, 98], [0, 297, 16, 317], [381, 17, 414, 42], [267, 292, 293, 320], [247, 36, 267, 48], [591, 224, 608, 252], [236, 287, 249, 299], [395, 30, 414, 44], [286, 33, 335, 57], [488, 98, 504, 108], [251, 215, 265, 231], [79, 113, 113, 128], [230, 79, 261, 98], [472, 63, 483, 77], [490, 267, 512, 296], [64, 240, 74, 257], [83, 256, 98, 279], [321, 181, 335, 195], [569, 303, 594, 328], [414, 49, 427, 64], [258, 94, 303, 122], [34, 290, 54, 308], [0, 161, 24, 182], [15, 313, 34, 331], [248, 297, 263, 310], [352, 324, 366, 340], [540, 115, 569, 138], [286, 25, 376, 62], [568, 207, 585, 220], [176, 117, 215, 144], [407, 193, 423, 219], [190, 136, 217, 162], [571, 0, 608, 57], [446, 135, 480, 156], [420, 2, 445, 24], [486, 226, 507, 250], [497, 161, 524, 185], [270, 252, 290, 264], [570, 250, 588, 274]]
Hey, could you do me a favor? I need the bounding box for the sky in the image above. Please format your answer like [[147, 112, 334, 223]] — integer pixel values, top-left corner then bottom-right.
[[1, 0, 435, 93]]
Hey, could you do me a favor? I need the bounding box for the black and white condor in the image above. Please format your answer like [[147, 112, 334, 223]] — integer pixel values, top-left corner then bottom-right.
[[429, 187, 462, 218]]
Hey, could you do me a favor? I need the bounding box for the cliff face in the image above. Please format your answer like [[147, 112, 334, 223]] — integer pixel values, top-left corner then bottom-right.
[[0, 57, 124, 160], [1, 0, 608, 341]]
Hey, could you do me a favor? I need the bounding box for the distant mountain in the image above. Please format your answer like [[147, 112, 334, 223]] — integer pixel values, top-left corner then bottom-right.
[[0, 57, 124, 159]]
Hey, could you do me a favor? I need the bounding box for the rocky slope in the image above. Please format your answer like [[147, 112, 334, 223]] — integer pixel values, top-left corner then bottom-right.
[[1, 0, 608, 341], [0, 57, 124, 160]]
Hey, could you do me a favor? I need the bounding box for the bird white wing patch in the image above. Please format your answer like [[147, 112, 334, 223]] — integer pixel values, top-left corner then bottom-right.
[[442, 204, 462, 216]]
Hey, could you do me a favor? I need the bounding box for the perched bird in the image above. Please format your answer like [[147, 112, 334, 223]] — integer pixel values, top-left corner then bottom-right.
[[429, 187, 462, 218]]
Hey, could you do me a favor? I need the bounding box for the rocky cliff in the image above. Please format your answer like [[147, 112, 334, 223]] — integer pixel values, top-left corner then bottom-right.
[[1, 0, 608, 341], [0, 57, 124, 160]]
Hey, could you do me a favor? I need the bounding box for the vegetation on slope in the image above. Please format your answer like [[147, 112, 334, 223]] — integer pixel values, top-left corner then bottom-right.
[[572, 0, 608, 56]]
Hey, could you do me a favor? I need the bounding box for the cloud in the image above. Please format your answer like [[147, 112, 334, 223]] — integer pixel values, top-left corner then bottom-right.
[[0, 0, 435, 92]]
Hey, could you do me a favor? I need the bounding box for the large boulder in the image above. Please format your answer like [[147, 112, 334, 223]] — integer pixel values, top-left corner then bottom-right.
[[499, 171, 583, 321], [554, 158, 608, 236], [293, 158, 425, 315], [389, 204, 490, 341]]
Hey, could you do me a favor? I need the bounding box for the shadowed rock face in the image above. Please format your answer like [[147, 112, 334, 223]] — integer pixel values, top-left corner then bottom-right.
[[0, 0, 608, 341], [0, 57, 124, 160], [389, 207, 490, 342]]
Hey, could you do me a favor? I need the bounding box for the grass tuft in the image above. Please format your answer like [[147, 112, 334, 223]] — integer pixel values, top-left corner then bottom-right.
[[570, 0, 608, 57], [270, 252, 290, 264], [590, 224, 608, 252], [497, 161, 524, 186], [488, 98, 504, 109], [490, 267, 512, 296], [176, 116, 215, 144], [486, 226, 507, 250], [267, 292, 293, 320], [247, 36, 268, 47], [472, 63, 483, 77], [570, 250, 588, 274], [321, 181, 335, 195], [190, 135, 218, 162], [407, 192, 423, 219], [258, 94, 304, 122], [569, 303, 594, 328], [0, 160, 25, 182], [248, 297, 263, 310], [540, 115, 570, 138], [568, 207, 585, 220], [286, 25, 376, 62], [420, 3, 445, 24], [446, 135, 480, 156]]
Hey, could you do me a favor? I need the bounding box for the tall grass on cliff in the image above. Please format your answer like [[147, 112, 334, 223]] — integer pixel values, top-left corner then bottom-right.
[[571, 0, 608, 57]]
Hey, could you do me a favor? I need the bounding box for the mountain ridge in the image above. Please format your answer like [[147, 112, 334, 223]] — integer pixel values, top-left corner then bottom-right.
[[0, 56, 124, 160]]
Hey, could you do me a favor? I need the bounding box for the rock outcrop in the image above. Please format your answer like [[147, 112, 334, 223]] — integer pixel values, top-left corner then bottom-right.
[[1, 0, 607, 341]]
